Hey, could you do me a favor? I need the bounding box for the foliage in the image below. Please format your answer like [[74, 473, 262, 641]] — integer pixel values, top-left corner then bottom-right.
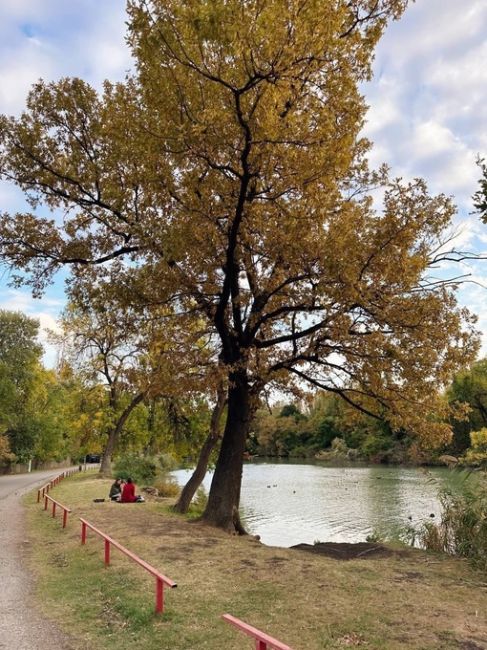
[[113, 453, 157, 484], [251, 393, 412, 462], [447, 359, 487, 455], [419, 472, 487, 571], [462, 428, 487, 466], [0, 310, 44, 461], [315, 437, 352, 461], [152, 474, 180, 498], [158, 452, 179, 471], [187, 487, 209, 518], [0, 433, 15, 464]]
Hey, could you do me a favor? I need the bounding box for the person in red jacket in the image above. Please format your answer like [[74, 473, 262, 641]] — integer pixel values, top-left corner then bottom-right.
[[121, 477, 137, 503]]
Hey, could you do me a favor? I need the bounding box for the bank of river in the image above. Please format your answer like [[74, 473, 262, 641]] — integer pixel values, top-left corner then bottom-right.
[[173, 461, 460, 547]]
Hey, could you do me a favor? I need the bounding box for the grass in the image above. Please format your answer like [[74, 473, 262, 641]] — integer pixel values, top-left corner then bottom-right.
[[23, 471, 487, 650]]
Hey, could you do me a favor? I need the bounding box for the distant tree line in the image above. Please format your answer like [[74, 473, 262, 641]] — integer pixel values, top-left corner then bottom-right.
[[248, 359, 487, 466], [0, 309, 215, 469]]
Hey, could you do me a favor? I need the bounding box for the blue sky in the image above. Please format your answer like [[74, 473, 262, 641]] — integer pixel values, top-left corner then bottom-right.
[[0, 0, 486, 365]]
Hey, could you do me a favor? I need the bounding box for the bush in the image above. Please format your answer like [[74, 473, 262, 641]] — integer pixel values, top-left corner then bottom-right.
[[462, 428, 487, 467], [113, 454, 157, 484], [419, 471, 487, 571], [0, 434, 15, 464], [188, 487, 208, 517], [158, 453, 179, 471], [288, 445, 314, 458], [153, 474, 180, 498]]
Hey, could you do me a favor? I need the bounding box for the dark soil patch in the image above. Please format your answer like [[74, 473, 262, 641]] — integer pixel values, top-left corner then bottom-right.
[[291, 541, 408, 560]]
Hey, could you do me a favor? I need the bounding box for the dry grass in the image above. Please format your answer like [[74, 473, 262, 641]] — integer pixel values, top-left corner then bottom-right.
[[23, 472, 487, 650]]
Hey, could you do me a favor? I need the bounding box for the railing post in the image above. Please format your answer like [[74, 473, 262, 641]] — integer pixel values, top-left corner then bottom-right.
[[155, 577, 164, 614], [44, 495, 48, 511], [63, 509, 68, 529], [256, 641, 267, 650], [104, 539, 110, 566], [52, 501, 56, 518], [81, 521, 87, 544]]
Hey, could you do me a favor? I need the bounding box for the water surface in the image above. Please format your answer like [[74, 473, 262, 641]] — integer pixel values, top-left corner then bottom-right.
[[173, 460, 455, 547]]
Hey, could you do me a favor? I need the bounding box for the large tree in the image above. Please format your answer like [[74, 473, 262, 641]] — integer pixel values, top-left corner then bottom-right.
[[0, 310, 44, 460], [0, 0, 479, 531]]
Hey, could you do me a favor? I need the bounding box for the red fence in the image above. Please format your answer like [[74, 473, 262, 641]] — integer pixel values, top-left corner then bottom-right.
[[79, 518, 177, 614], [44, 494, 72, 528], [223, 614, 293, 650], [37, 468, 79, 503]]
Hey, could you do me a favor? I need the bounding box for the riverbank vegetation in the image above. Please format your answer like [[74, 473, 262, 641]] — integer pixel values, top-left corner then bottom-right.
[[1, 299, 487, 474], [248, 361, 487, 466], [420, 472, 487, 572], [23, 473, 487, 650]]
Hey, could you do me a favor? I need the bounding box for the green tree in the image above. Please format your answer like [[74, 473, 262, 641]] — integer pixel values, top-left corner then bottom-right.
[[58, 298, 166, 475], [0, 310, 43, 461], [448, 360, 487, 455], [0, 1, 479, 532]]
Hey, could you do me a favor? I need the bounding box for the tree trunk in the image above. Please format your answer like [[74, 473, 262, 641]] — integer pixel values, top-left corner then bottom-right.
[[99, 392, 146, 476], [201, 371, 250, 533], [173, 384, 226, 514]]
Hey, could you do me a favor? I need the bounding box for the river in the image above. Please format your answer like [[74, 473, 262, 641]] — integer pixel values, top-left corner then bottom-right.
[[173, 460, 460, 547]]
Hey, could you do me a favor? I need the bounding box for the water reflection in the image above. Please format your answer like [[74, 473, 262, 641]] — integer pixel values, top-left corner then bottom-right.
[[172, 460, 453, 548]]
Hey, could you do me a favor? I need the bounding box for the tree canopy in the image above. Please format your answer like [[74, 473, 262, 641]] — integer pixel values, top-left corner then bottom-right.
[[0, 310, 44, 460], [0, 0, 479, 530]]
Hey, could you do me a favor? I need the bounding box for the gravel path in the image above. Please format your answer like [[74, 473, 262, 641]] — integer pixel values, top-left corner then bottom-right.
[[0, 471, 76, 649]]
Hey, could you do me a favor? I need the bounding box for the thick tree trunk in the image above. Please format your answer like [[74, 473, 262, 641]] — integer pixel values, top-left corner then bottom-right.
[[173, 385, 226, 514], [99, 392, 146, 476], [201, 371, 250, 533]]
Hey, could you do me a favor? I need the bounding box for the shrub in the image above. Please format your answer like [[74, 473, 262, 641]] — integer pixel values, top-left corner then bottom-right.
[[462, 428, 487, 466], [113, 453, 157, 484], [419, 471, 487, 571], [153, 474, 180, 498], [0, 434, 15, 464], [188, 487, 208, 517], [158, 452, 179, 471]]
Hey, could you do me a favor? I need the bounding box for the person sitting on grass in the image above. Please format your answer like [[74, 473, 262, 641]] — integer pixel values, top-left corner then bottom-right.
[[120, 477, 144, 503], [109, 478, 123, 502]]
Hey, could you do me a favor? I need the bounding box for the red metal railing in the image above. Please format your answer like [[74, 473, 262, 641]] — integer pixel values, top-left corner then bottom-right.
[[44, 494, 72, 528], [79, 518, 177, 614], [37, 469, 75, 502], [223, 614, 293, 650], [37, 468, 80, 502]]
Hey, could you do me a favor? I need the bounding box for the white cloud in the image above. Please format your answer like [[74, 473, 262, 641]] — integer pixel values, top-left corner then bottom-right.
[[0, 0, 131, 115], [364, 0, 487, 213]]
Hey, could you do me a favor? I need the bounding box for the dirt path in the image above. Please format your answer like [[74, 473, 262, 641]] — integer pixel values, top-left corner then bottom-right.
[[0, 471, 75, 650]]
